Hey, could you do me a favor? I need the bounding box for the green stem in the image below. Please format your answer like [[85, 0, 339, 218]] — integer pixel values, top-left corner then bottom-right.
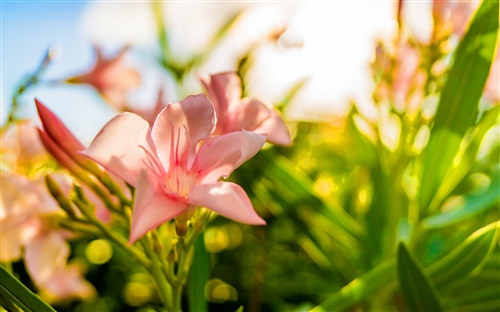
[[97, 175, 133, 208], [72, 199, 151, 268], [141, 236, 173, 312], [152, 230, 179, 287], [59, 219, 101, 236]]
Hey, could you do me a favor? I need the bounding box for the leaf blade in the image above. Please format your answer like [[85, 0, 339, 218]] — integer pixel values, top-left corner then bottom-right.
[[0, 265, 56, 312], [398, 243, 443, 312], [419, 0, 499, 210]]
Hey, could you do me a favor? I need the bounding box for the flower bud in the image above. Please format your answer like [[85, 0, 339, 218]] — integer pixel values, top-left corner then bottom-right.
[[45, 175, 76, 218], [35, 99, 106, 179]]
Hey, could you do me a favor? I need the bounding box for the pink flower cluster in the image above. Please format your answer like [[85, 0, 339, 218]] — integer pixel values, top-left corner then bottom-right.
[[35, 70, 291, 243]]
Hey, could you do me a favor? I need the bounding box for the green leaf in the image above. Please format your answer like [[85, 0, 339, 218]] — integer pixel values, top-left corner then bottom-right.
[[397, 243, 443, 312], [262, 152, 365, 241], [188, 233, 209, 312], [419, 0, 499, 210], [428, 105, 500, 212], [446, 284, 500, 308], [0, 265, 56, 312], [309, 259, 396, 312], [252, 152, 367, 280], [428, 222, 499, 288], [422, 175, 500, 228]]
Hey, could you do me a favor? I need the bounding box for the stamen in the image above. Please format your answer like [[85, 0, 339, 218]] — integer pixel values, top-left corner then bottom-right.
[[175, 127, 181, 164], [169, 121, 176, 168], [139, 145, 164, 179]]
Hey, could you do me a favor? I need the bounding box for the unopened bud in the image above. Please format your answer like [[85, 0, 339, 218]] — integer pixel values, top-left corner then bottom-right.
[[166, 240, 179, 263], [45, 175, 76, 218], [175, 221, 189, 237]]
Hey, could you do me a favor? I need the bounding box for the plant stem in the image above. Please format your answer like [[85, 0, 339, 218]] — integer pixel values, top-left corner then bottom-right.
[[141, 236, 174, 312], [72, 199, 151, 268]]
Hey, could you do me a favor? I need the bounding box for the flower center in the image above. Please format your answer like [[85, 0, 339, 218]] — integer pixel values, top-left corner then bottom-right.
[[163, 165, 197, 200]]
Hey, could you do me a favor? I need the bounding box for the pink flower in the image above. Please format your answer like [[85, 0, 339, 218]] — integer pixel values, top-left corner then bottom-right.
[[199, 71, 292, 146], [0, 121, 48, 172], [81, 94, 266, 243], [41, 262, 95, 302], [0, 173, 58, 262], [0, 173, 94, 301], [66, 46, 140, 111]]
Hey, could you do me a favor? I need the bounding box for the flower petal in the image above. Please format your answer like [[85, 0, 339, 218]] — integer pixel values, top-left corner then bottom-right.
[[253, 109, 292, 146], [230, 98, 291, 146], [193, 130, 266, 184], [189, 182, 265, 225], [209, 72, 242, 112], [151, 94, 215, 171], [129, 171, 188, 243], [81, 112, 155, 187], [228, 98, 273, 132], [25, 232, 69, 285], [0, 224, 24, 262], [42, 263, 95, 300], [38, 129, 82, 174]]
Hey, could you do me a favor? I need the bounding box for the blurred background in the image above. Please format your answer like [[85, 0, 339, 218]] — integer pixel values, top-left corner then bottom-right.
[[2, 1, 397, 138], [2, 1, 499, 312]]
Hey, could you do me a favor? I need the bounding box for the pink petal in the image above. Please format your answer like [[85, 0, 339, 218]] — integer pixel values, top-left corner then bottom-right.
[[35, 99, 85, 155], [129, 171, 188, 243], [25, 232, 69, 285], [229, 98, 291, 146], [0, 224, 25, 262], [210, 72, 242, 112], [254, 109, 292, 146], [228, 98, 273, 132], [192, 130, 266, 184], [198, 73, 220, 112], [151, 94, 215, 171], [189, 182, 266, 225], [35, 99, 103, 176], [42, 263, 95, 300], [81, 113, 155, 187], [38, 129, 82, 174]]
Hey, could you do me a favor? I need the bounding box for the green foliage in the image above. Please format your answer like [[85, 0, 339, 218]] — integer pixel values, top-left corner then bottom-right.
[[397, 243, 443, 312], [0, 265, 56, 312], [4, 0, 499, 311], [419, 0, 499, 212], [188, 233, 209, 312]]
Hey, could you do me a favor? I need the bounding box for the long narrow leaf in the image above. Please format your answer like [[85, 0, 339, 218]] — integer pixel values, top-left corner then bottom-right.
[[422, 175, 500, 228], [428, 222, 499, 288], [428, 105, 500, 212], [419, 0, 499, 210], [188, 233, 209, 312], [310, 259, 396, 312], [397, 243, 442, 312], [263, 153, 365, 241], [0, 265, 56, 312]]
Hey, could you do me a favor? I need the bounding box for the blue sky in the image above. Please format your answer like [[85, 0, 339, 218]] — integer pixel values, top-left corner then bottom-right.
[[2, 1, 116, 141]]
